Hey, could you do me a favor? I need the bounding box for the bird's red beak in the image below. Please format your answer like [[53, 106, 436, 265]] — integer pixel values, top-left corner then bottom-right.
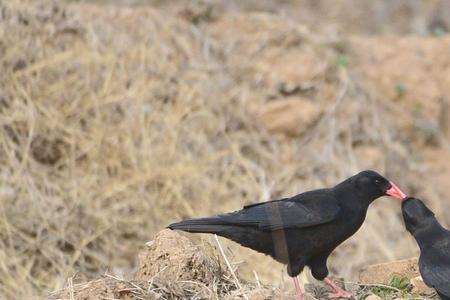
[[385, 181, 407, 200]]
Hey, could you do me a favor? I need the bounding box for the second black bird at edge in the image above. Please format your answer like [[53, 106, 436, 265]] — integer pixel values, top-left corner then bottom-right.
[[402, 197, 450, 300], [168, 170, 407, 300]]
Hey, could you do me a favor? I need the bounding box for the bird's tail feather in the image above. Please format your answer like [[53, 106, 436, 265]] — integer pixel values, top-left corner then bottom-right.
[[167, 217, 229, 234], [168, 217, 280, 262]]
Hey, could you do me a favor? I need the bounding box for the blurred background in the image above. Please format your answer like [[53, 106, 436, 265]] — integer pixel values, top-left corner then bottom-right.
[[1, 0, 450, 298]]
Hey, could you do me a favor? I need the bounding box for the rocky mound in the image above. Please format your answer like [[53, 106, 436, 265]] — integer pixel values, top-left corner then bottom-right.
[[47, 230, 279, 300]]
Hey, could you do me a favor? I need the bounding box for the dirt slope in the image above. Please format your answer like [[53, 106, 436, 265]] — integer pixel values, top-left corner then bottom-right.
[[1, 1, 450, 299]]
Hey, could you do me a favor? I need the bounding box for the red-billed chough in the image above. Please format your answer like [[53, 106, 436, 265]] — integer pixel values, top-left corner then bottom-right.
[[168, 170, 406, 299], [402, 197, 450, 300]]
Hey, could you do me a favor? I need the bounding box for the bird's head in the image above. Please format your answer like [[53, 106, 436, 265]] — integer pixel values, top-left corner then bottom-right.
[[354, 170, 406, 201], [402, 197, 435, 234]]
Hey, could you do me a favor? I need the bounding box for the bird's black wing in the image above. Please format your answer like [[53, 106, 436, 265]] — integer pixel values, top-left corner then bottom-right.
[[220, 189, 340, 231], [420, 238, 450, 297]]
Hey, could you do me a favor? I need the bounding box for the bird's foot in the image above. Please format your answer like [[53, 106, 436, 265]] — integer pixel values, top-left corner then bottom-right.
[[324, 277, 353, 299], [328, 290, 353, 299], [295, 293, 304, 300]]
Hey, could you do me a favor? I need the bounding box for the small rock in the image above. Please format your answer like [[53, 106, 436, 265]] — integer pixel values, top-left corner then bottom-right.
[[410, 276, 433, 294], [359, 258, 419, 284], [253, 98, 322, 136]]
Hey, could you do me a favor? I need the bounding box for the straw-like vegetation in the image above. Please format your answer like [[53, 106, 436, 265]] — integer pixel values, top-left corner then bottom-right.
[[48, 230, 279, 300], [1, 0, 450, 299]]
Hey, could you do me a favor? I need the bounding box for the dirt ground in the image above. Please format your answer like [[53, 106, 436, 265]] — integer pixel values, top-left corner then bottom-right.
[[1, 0, 450, 299]]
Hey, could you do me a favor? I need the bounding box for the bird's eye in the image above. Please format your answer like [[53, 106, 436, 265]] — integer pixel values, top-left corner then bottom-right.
[[374, 179, 380, 184]]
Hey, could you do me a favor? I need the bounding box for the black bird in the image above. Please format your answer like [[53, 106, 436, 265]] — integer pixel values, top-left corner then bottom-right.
[[168, 170, 406, 299], [402, 197, 450, 300]]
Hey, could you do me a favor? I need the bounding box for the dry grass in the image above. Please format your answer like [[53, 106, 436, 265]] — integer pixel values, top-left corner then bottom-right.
[[48, 230, 279, 300], [146, 0, 450, 35], [1, 0, 450, 299]]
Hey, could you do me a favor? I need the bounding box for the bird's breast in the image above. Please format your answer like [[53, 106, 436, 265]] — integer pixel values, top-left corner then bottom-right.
[[291, 211, 365, 254]]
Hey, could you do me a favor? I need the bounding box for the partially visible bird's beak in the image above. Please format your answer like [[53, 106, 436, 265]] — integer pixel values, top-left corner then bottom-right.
[[385, 181, 407, 200]]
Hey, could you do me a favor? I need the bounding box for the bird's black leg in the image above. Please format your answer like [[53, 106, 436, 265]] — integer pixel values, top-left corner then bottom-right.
[[308, 254, 329, 280], [308, 254, 352, 299]]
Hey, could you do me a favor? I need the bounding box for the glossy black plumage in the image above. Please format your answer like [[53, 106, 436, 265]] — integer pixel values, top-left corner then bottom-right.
[[402, 198, 450, 300], [169, 170, 399, 280], [168, 171, 401, 280]]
